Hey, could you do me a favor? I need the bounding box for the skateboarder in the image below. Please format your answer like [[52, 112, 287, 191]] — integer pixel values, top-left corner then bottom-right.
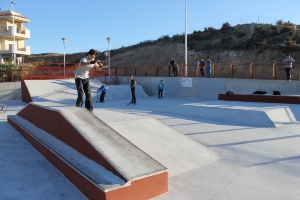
[[97, 82, 107, 103], [128, 75, 136, 105]]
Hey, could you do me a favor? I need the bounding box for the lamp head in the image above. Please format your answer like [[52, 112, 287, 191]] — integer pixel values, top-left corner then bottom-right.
[[107, 37, 111, 43], [62, 38, 66, 43], [11, 2, 16, 4]]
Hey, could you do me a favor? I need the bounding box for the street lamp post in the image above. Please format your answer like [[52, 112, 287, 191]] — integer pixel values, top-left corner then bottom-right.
[[11, 2, 16, 64], [104, 51, 108, 66], [184, 0, 188, 77], [62, 38, 66, 78], [107, 37, 111, 74]]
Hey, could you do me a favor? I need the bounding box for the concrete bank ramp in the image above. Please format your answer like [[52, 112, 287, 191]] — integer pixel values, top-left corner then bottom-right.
[[159, 101, 300, 127], [102, 114, 220, 176], [23, 79, 148, 103], [60, 107, 166, 179]]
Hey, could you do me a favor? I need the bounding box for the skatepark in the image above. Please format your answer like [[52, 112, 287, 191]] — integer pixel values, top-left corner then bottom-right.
[[1, 78, 300, 199]]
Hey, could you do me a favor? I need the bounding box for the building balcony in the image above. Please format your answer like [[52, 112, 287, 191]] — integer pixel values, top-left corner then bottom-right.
[[0, 43, 30, 56], [0, 26, 30, 40]]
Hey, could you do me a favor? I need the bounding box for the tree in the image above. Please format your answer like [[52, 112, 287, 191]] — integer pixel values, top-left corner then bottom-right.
[[221, 22, 231, 30], [276, 19, 283, 25]]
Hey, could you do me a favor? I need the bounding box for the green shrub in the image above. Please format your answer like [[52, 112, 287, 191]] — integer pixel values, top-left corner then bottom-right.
[[0, 63, 20, 82]]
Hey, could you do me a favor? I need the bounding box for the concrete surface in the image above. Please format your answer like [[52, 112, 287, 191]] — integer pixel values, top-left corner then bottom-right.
[[0, 82, 21, 100], [1, 79, 300, 200]]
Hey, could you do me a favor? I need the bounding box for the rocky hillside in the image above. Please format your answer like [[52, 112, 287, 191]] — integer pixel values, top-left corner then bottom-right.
[[25, 22, 300, 67]]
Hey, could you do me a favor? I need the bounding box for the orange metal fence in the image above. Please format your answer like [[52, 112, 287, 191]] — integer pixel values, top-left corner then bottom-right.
[[20, 62, 78, 80], [0, 62, 297, 82]]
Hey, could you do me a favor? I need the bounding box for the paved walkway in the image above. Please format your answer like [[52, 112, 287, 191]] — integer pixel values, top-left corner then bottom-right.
[[1, 80, 300, 199]]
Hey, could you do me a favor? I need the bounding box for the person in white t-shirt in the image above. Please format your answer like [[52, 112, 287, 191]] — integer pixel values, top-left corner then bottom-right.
[[75, 49, 107, 112]]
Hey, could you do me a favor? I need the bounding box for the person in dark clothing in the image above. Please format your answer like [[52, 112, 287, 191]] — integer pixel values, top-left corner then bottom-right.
[[97, 82, 107, 103], [200, 58, 205, 77], [170, 58, 177, 77], [174, 63, 179, 77], [128, 75, 136, 104]]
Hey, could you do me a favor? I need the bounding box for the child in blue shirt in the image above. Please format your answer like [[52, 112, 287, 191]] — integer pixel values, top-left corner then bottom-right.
[[97, 82, 107, 103], [157, 80, 165, 99]]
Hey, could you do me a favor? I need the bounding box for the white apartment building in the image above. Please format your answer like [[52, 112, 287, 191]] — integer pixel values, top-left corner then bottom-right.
[[0, 10, 30, 64]]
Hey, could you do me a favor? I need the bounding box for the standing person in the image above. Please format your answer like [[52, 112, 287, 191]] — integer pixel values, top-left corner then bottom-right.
[[206, 58, 213, 78], [200, 58, 205, 77], [128, 75, 136, 105], [97, 82, 107, 103], [75, 49, 106, 112], [157, 80, 165, 99], [193, 59, 199, 76], [174, 63, 179, 77], [170, 58, 176, 77], [282, 54, 295, 81]]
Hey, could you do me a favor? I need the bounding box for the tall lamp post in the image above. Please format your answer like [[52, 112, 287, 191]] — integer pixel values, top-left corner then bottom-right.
[[62, 38, 66, 78], [11, 2, 16, 64], [107, 37, 111, 74], [184, 0, 188, 77], [104, 51, 108, 66]]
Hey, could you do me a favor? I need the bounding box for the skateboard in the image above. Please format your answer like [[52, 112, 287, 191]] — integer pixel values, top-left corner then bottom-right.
[[126, 102, 136, 105]]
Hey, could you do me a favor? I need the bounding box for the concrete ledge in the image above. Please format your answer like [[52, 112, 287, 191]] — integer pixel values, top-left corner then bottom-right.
[[219, 94, 300, 104], [8, 116, 127, 197]]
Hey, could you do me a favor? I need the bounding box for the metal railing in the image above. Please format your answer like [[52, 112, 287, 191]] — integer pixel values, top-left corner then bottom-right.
[[0, 62, 298, 82]]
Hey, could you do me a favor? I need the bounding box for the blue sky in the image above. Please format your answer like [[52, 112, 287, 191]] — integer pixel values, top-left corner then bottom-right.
[[1, 0, 300, 54]]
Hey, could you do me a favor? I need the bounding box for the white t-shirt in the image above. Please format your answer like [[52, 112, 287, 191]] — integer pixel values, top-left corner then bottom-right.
[[75, 56, 94, 79]]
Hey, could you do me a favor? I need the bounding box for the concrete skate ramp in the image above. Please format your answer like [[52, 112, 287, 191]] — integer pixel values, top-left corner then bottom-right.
[[18, 103, 167, 180], [23, 79, 148, 103], [160, 101, 277, 127], [107, 117, 220, 176], [159, 101, 300, 127], [12, 102, 168, 199], [106, 85, 148, 100]]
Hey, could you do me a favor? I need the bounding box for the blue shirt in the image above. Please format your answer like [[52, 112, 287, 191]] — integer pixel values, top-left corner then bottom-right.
[[158, 83, 165, 90], [206, 61, 212, 68], [97, 85, 107, 93]]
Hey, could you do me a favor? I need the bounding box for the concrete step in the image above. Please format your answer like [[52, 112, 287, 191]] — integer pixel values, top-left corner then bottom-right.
[[8, 115, 127, 192]]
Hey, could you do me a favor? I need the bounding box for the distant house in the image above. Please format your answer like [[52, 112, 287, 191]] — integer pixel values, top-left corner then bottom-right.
[[0, 10, 30, 64]]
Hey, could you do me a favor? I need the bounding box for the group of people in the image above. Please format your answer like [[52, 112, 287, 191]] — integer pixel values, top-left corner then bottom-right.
[[74, 49, 296, 112], [170, 58, 213, 78], [74, 49, 138, 112], [193, 58, 213, 78]]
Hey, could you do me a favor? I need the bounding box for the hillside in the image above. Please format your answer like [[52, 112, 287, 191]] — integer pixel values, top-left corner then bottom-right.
[[25, 22, 300, 67]]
